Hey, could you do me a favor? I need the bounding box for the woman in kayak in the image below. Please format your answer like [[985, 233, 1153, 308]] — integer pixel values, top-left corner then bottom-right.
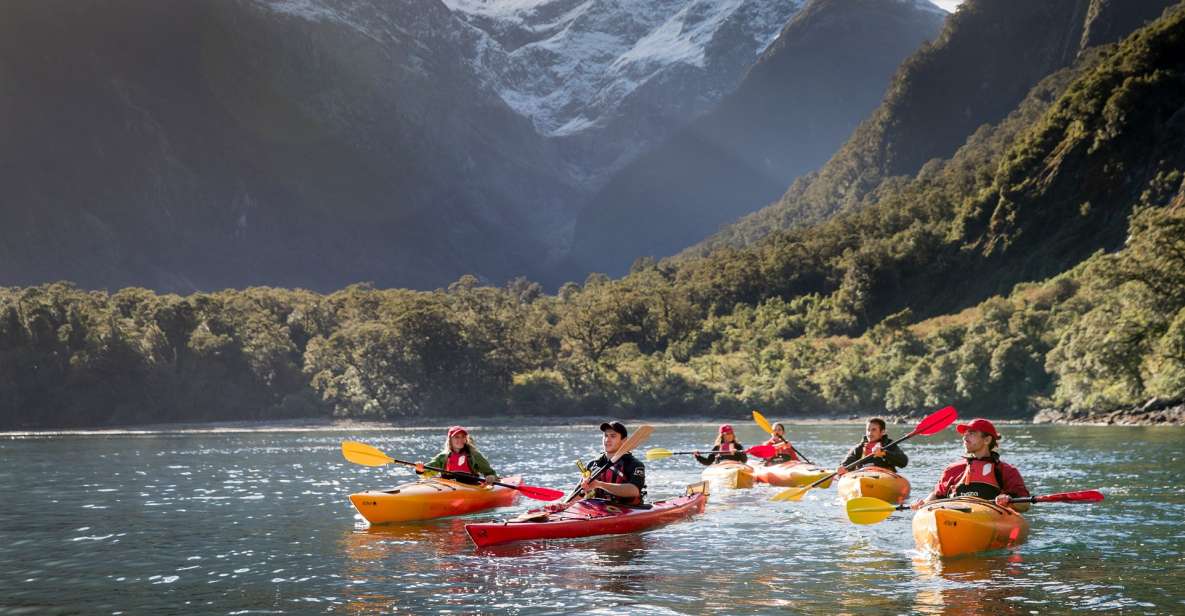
[[910, 418, 1030, 509], [835, 417, 908, 475], [579, 421, 646, 505], [415, 425, 499, 485], [762, 422, 799, 465], [694, 424, 748, 465]]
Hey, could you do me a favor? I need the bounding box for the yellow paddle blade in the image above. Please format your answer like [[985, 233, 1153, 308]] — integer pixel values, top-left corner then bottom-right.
[[770, 485, 809, 502], [846, 496, 898, 525], [752, 410, 774, 435], [341, 440, 395, 467], [644, 448, 675, 461]]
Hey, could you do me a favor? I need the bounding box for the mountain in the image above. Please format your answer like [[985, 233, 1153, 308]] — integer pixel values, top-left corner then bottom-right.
[[565, 0, 946, 279], [444, 0, 807, 186], [0, 0, 578, 292], [695, 0, 1180, 254]]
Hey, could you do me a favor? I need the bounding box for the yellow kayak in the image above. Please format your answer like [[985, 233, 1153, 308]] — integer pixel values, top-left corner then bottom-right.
[[752, 461, 834, 488], [701, 461, 755, 489], [350, 476, 522, 524], [837, 468, 910, 504], [912, 497, 1029, 557]]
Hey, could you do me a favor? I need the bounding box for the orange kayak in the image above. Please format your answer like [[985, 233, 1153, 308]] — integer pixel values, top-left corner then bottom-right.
[[701, 461, 755, 489], [752, 461, 834, 488], [912, 497, 1029, 557], [837, 468, 910, 504], [350, 476, 521, 524]]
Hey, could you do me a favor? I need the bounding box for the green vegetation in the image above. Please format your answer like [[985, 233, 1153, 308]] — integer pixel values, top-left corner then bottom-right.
[[2, 4, 1184, 429]]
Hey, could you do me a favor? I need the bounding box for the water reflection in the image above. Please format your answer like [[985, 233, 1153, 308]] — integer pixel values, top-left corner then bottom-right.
[[912, 553, 1029, 615]]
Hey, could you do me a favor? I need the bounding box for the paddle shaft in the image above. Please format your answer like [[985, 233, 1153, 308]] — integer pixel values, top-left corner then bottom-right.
[[806, 428, 925, 492], [752, 410, 814, 464], [386, 457, 517, 491]]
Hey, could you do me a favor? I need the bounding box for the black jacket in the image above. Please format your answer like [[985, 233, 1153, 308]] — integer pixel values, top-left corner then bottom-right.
[[694, 443, 748, 465], [584, 452, 646, 504], [840, 435, 908, 472]]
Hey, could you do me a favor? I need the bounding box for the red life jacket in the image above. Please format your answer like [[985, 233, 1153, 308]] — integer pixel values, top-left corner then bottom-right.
[[596, 461, 627, 484], [446, 450, 475, 474], [952, 457, 1004, 499]]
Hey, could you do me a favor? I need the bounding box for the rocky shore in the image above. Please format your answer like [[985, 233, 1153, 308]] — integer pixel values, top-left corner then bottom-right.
[[1033, 399, 1185, 425]]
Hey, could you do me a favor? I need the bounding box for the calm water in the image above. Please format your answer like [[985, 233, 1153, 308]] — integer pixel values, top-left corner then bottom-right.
[[2, 422, 1183, 614]]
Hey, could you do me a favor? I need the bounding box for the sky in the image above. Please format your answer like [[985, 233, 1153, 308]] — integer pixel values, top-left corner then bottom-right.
[[931, 0, 964, 11]]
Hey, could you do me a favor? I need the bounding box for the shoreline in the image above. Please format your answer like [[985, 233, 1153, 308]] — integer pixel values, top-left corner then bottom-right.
[[5, 409, 1184, 437]]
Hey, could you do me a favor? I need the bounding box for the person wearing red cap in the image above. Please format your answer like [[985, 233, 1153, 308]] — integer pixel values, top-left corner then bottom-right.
[[911, 418, 1029, 510], [578, 421, 646, 505], [416, 426, 498, 485], [694, 424, 748, 465]]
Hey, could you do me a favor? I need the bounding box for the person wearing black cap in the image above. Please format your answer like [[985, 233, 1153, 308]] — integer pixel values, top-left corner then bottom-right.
[[910, 418, 1030, 510], [578, 421, 646, 506]]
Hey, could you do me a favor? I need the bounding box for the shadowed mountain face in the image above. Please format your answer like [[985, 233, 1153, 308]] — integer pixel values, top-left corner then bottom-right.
[[563, 0, 946, 280], [0, 0, 571, 292], [693, 0, 1180, 255]]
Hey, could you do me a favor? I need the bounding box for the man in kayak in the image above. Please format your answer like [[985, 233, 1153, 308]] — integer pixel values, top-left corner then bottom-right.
[[579, 421, 647, 506], [835, 417, 908, 475], [694, 424, 748, 465], [762, 422, 799, 465], [415, 426, 499, 485], [910, 418, 1030, 509]]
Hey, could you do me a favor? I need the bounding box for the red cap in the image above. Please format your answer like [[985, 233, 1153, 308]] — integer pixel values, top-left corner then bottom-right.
[[956, 418, 999, 439], [719, 424, 734, 434], [447, 426, 468, 439]]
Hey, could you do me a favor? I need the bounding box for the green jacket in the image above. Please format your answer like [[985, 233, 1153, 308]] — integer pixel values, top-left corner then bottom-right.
[[424, 446, 497, 479]]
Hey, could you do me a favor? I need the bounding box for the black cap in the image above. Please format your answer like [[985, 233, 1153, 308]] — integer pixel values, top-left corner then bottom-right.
[[599, 421, 628, 438]]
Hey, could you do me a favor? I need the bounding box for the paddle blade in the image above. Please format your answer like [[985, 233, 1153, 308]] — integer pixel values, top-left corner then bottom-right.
[[612, 425, 654, 462], [846, 497, 898, 525], [913, 406, 958, 436], [515, 484, 565, 502], [1034, 490, 1104, 504], [770, 486, 809, 502], [752, 410, 774, 435], [341, 440, 394, 467], [645, 448, 675, 461], [746, 444, 776, 459]]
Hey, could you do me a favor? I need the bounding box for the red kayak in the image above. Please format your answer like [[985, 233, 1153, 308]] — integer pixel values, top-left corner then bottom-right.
[[465, 483, 708, 548]]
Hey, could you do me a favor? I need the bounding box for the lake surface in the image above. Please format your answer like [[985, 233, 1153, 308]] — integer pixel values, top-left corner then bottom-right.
[[2, 421, 1183, 614]]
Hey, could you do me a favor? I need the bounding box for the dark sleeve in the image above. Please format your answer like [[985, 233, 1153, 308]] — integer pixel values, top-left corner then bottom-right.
[[735, 444, 748, 463], [840, 444, 862, 468], [627, 457, 646, 491], [883, 443, 908, 469], [694, 452, 716, 465]]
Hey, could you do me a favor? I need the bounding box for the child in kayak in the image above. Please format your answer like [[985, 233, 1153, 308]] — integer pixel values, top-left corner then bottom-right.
[[762, 422, 799, 465], [415, 426, 498, 485], [694, 424, 748, 465], [910, 418, 1030, 509], [835, 417, 908, 475], [579, 421, 646, 505]]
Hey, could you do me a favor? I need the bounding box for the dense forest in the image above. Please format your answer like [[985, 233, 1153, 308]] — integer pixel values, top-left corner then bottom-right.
[[2, 3, 1184, 429]]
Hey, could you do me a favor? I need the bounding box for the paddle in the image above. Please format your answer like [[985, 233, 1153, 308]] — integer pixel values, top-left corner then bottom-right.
[[565, 424, 654, 504], [645, 444, 776, 461], [752, 410, 815, 464], [340, 440, 563, 502], [771, 405, 958, 502], [846, 490, 1105, 525]]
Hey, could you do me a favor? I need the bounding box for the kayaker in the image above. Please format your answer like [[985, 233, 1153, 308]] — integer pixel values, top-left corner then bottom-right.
[[415, 426, 499, 485], [910, 418, 1030, 509], [579, 421, 647, 505], [835, 417, 908, 475], [762, 422, 799, 465], [694, 424, 748, 465]]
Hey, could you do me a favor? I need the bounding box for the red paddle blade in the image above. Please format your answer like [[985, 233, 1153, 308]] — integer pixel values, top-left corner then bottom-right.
[[746, 445, 776, 459], [515, 484, 564, 502], [1035, 489, 1104, 503], [913, 406, 958, 436]]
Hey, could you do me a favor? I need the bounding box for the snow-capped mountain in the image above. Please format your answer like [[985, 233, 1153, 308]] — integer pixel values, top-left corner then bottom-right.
[[442, 0, 809, 184]]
